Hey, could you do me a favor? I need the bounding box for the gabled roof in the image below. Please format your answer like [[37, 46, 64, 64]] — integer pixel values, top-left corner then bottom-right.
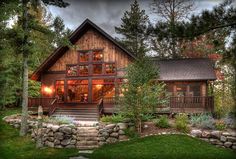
[[31, 19, 135, 81], [153, 58, 216, 81]]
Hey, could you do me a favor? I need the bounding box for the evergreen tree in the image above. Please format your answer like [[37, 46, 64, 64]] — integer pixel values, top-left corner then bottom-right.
[[115, 0, 149, 58]]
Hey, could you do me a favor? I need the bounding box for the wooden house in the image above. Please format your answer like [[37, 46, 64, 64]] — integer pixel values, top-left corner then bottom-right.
[[29, 19, 216, 120]]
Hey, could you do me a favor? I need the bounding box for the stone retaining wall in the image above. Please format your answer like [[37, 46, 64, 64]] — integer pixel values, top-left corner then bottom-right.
[[190, 129, 236, 150]]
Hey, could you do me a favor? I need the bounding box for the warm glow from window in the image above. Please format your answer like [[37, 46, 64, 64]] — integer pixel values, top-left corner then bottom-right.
[[43, 86, 53, 95], [96, 84, 103, 89]]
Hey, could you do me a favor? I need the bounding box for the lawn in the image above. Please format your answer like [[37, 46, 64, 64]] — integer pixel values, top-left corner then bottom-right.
[[0, 107, 79, 159], [87, 134, 236, 159], [1, 108, 236, 159]]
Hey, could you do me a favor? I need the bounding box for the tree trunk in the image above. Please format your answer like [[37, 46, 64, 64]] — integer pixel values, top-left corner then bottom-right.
[[20, 54, 29, 136], [20, 0, 29, 136]]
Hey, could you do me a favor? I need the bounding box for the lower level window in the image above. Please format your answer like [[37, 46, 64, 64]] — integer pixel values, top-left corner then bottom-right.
[[55, 81, 64, 102], [93, 64, 102, 74], [67, 80, 89, 103]]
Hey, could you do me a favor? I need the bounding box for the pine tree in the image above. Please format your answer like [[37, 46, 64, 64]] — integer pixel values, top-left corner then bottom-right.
[[115, 0, 149, 58]]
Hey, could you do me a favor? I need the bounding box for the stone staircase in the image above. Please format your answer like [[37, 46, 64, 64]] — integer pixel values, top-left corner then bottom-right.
[[52, 106, 99, 121], [77, 126, 99, 150]]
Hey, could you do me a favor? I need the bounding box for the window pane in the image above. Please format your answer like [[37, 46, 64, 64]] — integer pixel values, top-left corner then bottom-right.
[[93, 51, 103, 61], [67, 80, 88, 103], [79, 52, 89, 62], [67, 65, 78, 76], [189, 83, 201, 96], [79, 65, 89, 76], [176, 84, 187, 96], [93, 64, 102, 74], [55, 81, 64, 102], [105, 63, 116, 74]]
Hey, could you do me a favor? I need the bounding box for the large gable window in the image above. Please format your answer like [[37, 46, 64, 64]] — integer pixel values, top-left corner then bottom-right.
[[93, 64, 103, 75], [79, 51, 89, 62], [105, 63, 116, 74], [67, 65, 78, 76], [93, 51, 103, 62], [79, 65, 89, 76]]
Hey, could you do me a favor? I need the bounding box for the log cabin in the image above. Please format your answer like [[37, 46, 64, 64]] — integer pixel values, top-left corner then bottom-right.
[[29, 19, 216, 120]]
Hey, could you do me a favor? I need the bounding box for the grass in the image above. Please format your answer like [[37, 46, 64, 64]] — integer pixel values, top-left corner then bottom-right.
[[87, 135, 236, 159], [0, 107, 78, 159]]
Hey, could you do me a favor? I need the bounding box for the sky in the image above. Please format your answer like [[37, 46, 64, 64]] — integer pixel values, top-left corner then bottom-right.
[[47, 0, 228, 37]]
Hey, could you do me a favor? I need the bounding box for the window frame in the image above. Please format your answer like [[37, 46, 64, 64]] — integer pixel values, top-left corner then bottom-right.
[[66, 64, 78, 77], [104, 62, 116, 75]]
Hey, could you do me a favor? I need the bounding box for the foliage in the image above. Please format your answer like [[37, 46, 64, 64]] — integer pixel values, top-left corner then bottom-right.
[[224, 112, 236, 129], [141, 113, 156, 122], [43, 115, 75, 125], [215, 120, 227, 130], [100, 114, 125, 123], [118, 57, 168, 133], [88, 135, 236, 159], [154, 115, 170, 128], [124, 127, 139, 139], [28, 80, 41, 97], [115, 0, 149, 58], [190, 113, 215, 129], [175, 114, 189, 133]]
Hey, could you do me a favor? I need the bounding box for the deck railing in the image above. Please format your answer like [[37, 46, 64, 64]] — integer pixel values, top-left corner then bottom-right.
[[28, 97, 58, 115]]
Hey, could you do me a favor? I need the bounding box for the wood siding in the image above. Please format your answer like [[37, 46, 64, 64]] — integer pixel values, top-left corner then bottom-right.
[[49, 29, 132, 72]]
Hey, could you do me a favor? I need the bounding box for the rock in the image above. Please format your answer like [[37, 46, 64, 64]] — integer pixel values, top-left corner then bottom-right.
[[118, 130, 125, 135], [54, 139, 60, 145], [113, 126, 119, 132], [106, 137, 117, 144], [105, 124, 116, 129], [190, 129, 202, 137], [48, 137, 54, 142], [117, 123, 128, 130], [61, 139, 71, 146], [232, 146, 236, 150], [106, 128, 114, 133], [102, 131, 109, 138], [98, 137, 106, 142], [226, 136, 236, 142], [70, 140, 76, 145], [55, 145, 63, 148], [220, 136, 227, 142], [51, 125, 60, 132], [72, 128, 77, 134], [48, 131, 54, 137], [222, 132, 230, 136], [45, 141, 54, 147], [98, 141, 105, 146], [60, 126, 72, 134], [119, 135, 129, 140], [224, 142, 232, 148], [202, 131, 211, 138], [143, 124, 148, 129], [211, 131, 221, 139], [54, 132, 64, 140], [110, 132, 119, 138], [209, 138, 220, 145]]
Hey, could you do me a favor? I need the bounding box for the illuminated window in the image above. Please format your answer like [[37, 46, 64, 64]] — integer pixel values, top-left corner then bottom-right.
[[93, 64, 103, 74], [67, 65, 78, 76], [79, 52, 89, 62], [67, 80, 89, 103], [93, 51, 103, 61], [79, 65, 89, 76], [55, 81, 64, 102], [105, 63, 116, 74]]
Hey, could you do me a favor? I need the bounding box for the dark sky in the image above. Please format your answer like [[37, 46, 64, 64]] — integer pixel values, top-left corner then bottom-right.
[[47, 0, 226, 37]]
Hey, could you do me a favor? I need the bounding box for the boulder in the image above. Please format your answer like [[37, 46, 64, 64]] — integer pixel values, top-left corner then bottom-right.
[[61, 139, 71, 146], [110, 132, 119, 138], [224, 142, 232, 148], [226, 136, 236, 142], [72, 128, 77, 134], [102, 131, 109, 138], [106, 137, 118, 144], [190, 129, 202, 137], [45, 141, 54, 147], [118, 130, 125, 135], [209, 138, 220, 145], [48, 131, 54, 137], [202, 131, 211, 138], [54, 132, 64, 140], [54, 139, 60, 145], [113, 126, 119, 132], [220, 136, 227, 142], [55, 145, 63, 148], [98, 137, 106, 142], [51, 125, 60, 132], [222, 132, 230, 136], [211, 131, 221, 139], [70, 140, 76, 145], [232, 146, 236, 150], [105, 124, 116, 129], [48, 137, 54, 142], [59, 126, 72, 134], [117, 123, 128, 130]]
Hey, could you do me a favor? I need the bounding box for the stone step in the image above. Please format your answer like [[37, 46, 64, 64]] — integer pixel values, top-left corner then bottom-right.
[[53, 111, 98, 115], [77, 137, 99, 141], [77, 133, 98, 137], [77, 130, 98, 133], [77, 141, 98, 146]]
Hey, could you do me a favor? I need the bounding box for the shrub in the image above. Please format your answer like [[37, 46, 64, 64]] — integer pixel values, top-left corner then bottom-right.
[[100, 114, 125, 123], [175, 114, 189, 133], [43, 115, 75, 125], [224, 112, 236, 129], [154, 115, 170, 128], [190, 113, 215, 129], [124, 127, 139, 138], [215, 120, 227, 130], [141, 113, 156, 122]]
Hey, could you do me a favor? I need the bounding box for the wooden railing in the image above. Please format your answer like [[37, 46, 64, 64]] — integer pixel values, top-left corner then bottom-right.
[[97, 98, 104, 118], [28, 97, 58, 115], [103, 97, 116, 104]]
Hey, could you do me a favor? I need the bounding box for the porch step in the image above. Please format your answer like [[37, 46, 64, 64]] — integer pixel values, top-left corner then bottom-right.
[[52, 107, 99, 121]]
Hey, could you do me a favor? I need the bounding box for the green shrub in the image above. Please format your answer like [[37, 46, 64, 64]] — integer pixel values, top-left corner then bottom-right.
[[175, 114, 189, 133], [43, 115, 74, 125], [124, 127, 139, 138], [100, 114, 125, 123], [190, 113, 215, 129], [224, 112, 236, 129], [154, 115, 170, 128], [141, 113, 156, 122], [215, 120, 227, 130]]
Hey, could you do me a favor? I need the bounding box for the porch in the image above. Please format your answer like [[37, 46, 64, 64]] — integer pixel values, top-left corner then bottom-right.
[[28, 96, 214, 117]]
